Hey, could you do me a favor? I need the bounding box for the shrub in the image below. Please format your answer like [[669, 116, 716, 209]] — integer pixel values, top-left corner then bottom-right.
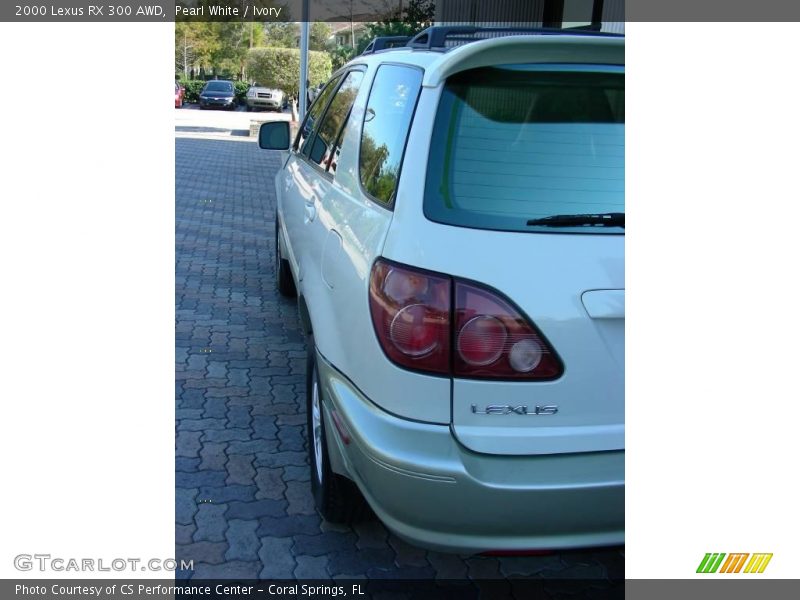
[[178, 80, 205, 104], [246, 47, 332, 100], [234, 81, 249, 104]]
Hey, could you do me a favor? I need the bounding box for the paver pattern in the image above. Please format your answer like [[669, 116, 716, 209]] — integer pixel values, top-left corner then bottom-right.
[[174, 131, 624, 580]]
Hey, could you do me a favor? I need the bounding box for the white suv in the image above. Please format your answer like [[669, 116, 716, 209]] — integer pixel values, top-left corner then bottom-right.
[[258, 27, 624, 553]]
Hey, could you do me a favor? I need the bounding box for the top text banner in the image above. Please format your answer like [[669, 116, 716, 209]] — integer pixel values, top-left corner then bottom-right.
[[4, 0, 800, 23]]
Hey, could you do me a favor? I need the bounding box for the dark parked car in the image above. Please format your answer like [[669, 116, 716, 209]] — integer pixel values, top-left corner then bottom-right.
[[199, 80, 236, 110]]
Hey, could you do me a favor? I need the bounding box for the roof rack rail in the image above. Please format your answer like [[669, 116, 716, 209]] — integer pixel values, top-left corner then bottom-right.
[[360, 36, 412, 55], [406, 25, 622, 50]]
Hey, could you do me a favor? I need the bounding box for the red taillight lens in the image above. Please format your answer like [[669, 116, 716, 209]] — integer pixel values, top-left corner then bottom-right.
[[369, 260, 450, 375], [368, 259, 562, 380], [454, 282, 561, 379], [457, 315, 507, 366]]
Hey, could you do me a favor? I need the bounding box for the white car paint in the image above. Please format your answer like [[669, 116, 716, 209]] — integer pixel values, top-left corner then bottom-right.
[[277, 34, 625, 445]]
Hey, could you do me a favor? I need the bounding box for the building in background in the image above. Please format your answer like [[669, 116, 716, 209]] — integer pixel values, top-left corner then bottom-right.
[[434, 0, 624, 33], [328, 21, 370, 48]]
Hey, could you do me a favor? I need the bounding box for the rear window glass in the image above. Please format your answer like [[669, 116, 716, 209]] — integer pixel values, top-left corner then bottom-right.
[[424, 65, 624, 233]]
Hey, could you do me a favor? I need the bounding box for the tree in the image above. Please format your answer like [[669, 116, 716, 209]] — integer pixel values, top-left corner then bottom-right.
[[263, 22, 331, 51], [263, 22, 296, 48], [357, 0, 435, 54], [310, 22, 332, 51], [404, 0, 436, 24], [360, 133, 395, 201], [328, 45, 356, 71], [246, 47, 332, 98], [175, 25, 195, 78], [175, 22, 221, 78], [246, 21, 265, 49], [212, 21, 264, 80], [175, 20, 270, 81]]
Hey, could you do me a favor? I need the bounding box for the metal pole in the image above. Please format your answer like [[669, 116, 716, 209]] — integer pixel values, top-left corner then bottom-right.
[[350, 0, 355, 49], [299, 0, 310, 121]]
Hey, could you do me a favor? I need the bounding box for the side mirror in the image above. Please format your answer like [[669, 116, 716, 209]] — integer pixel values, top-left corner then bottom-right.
[[258, 121, 290, 150]]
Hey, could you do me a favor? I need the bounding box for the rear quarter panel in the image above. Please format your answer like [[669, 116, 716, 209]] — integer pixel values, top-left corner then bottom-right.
[[302, 63, 451, 425]]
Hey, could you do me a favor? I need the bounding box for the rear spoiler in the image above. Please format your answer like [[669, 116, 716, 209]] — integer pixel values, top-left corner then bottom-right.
[[422, 35, 624, 88]]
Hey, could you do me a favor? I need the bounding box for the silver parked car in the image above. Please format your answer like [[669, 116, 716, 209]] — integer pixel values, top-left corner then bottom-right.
[[258, 26, 625, 554], [246, 83, 285, 111]]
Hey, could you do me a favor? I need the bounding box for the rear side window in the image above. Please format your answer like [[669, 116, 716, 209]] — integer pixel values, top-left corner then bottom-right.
[[424, 65, 624, 233], [296, 74, 342, 154], [359, 65, 422, 206], [306, 70, 364, 170]]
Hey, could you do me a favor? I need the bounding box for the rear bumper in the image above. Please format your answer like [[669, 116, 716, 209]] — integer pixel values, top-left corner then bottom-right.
[[317, 352, 624, 553]]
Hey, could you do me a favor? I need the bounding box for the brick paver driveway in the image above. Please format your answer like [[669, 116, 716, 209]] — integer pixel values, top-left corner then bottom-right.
[[174, 128, 624, 581]]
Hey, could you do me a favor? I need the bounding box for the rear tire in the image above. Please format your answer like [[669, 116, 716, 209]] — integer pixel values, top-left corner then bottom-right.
[[306, 335, 368, 523], [275, 217, 296, 298]]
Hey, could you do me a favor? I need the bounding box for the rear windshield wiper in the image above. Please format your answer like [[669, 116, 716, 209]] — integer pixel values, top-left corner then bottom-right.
[[526, 212, 624, 228]]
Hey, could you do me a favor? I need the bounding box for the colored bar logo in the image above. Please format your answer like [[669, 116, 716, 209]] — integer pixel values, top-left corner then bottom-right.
[[697, 553, 773, 574]]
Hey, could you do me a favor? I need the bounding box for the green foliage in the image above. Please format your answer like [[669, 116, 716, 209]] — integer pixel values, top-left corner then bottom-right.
[[310, 22, 333, 51], [263, 22, 331, 51], [329, 45, 357, 72], [356, 0, 434, 54], [233, 81, 250, 103], [404, 0, 436, 24], [213, 21, 254, 80], [246, 47, 332, 99], [359, 133, 397, 204], [175, 21, 267, 80], [248, 22, 265, 48], [263, 22, 296, 48], [175, 22, 220, 78], [178, 80, 206, 103]]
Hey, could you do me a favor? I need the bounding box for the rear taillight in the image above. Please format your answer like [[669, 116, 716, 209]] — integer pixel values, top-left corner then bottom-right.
[[454, 281, 561, 379], [368, 260, 450, 374], [368, 259, 562, 379]]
